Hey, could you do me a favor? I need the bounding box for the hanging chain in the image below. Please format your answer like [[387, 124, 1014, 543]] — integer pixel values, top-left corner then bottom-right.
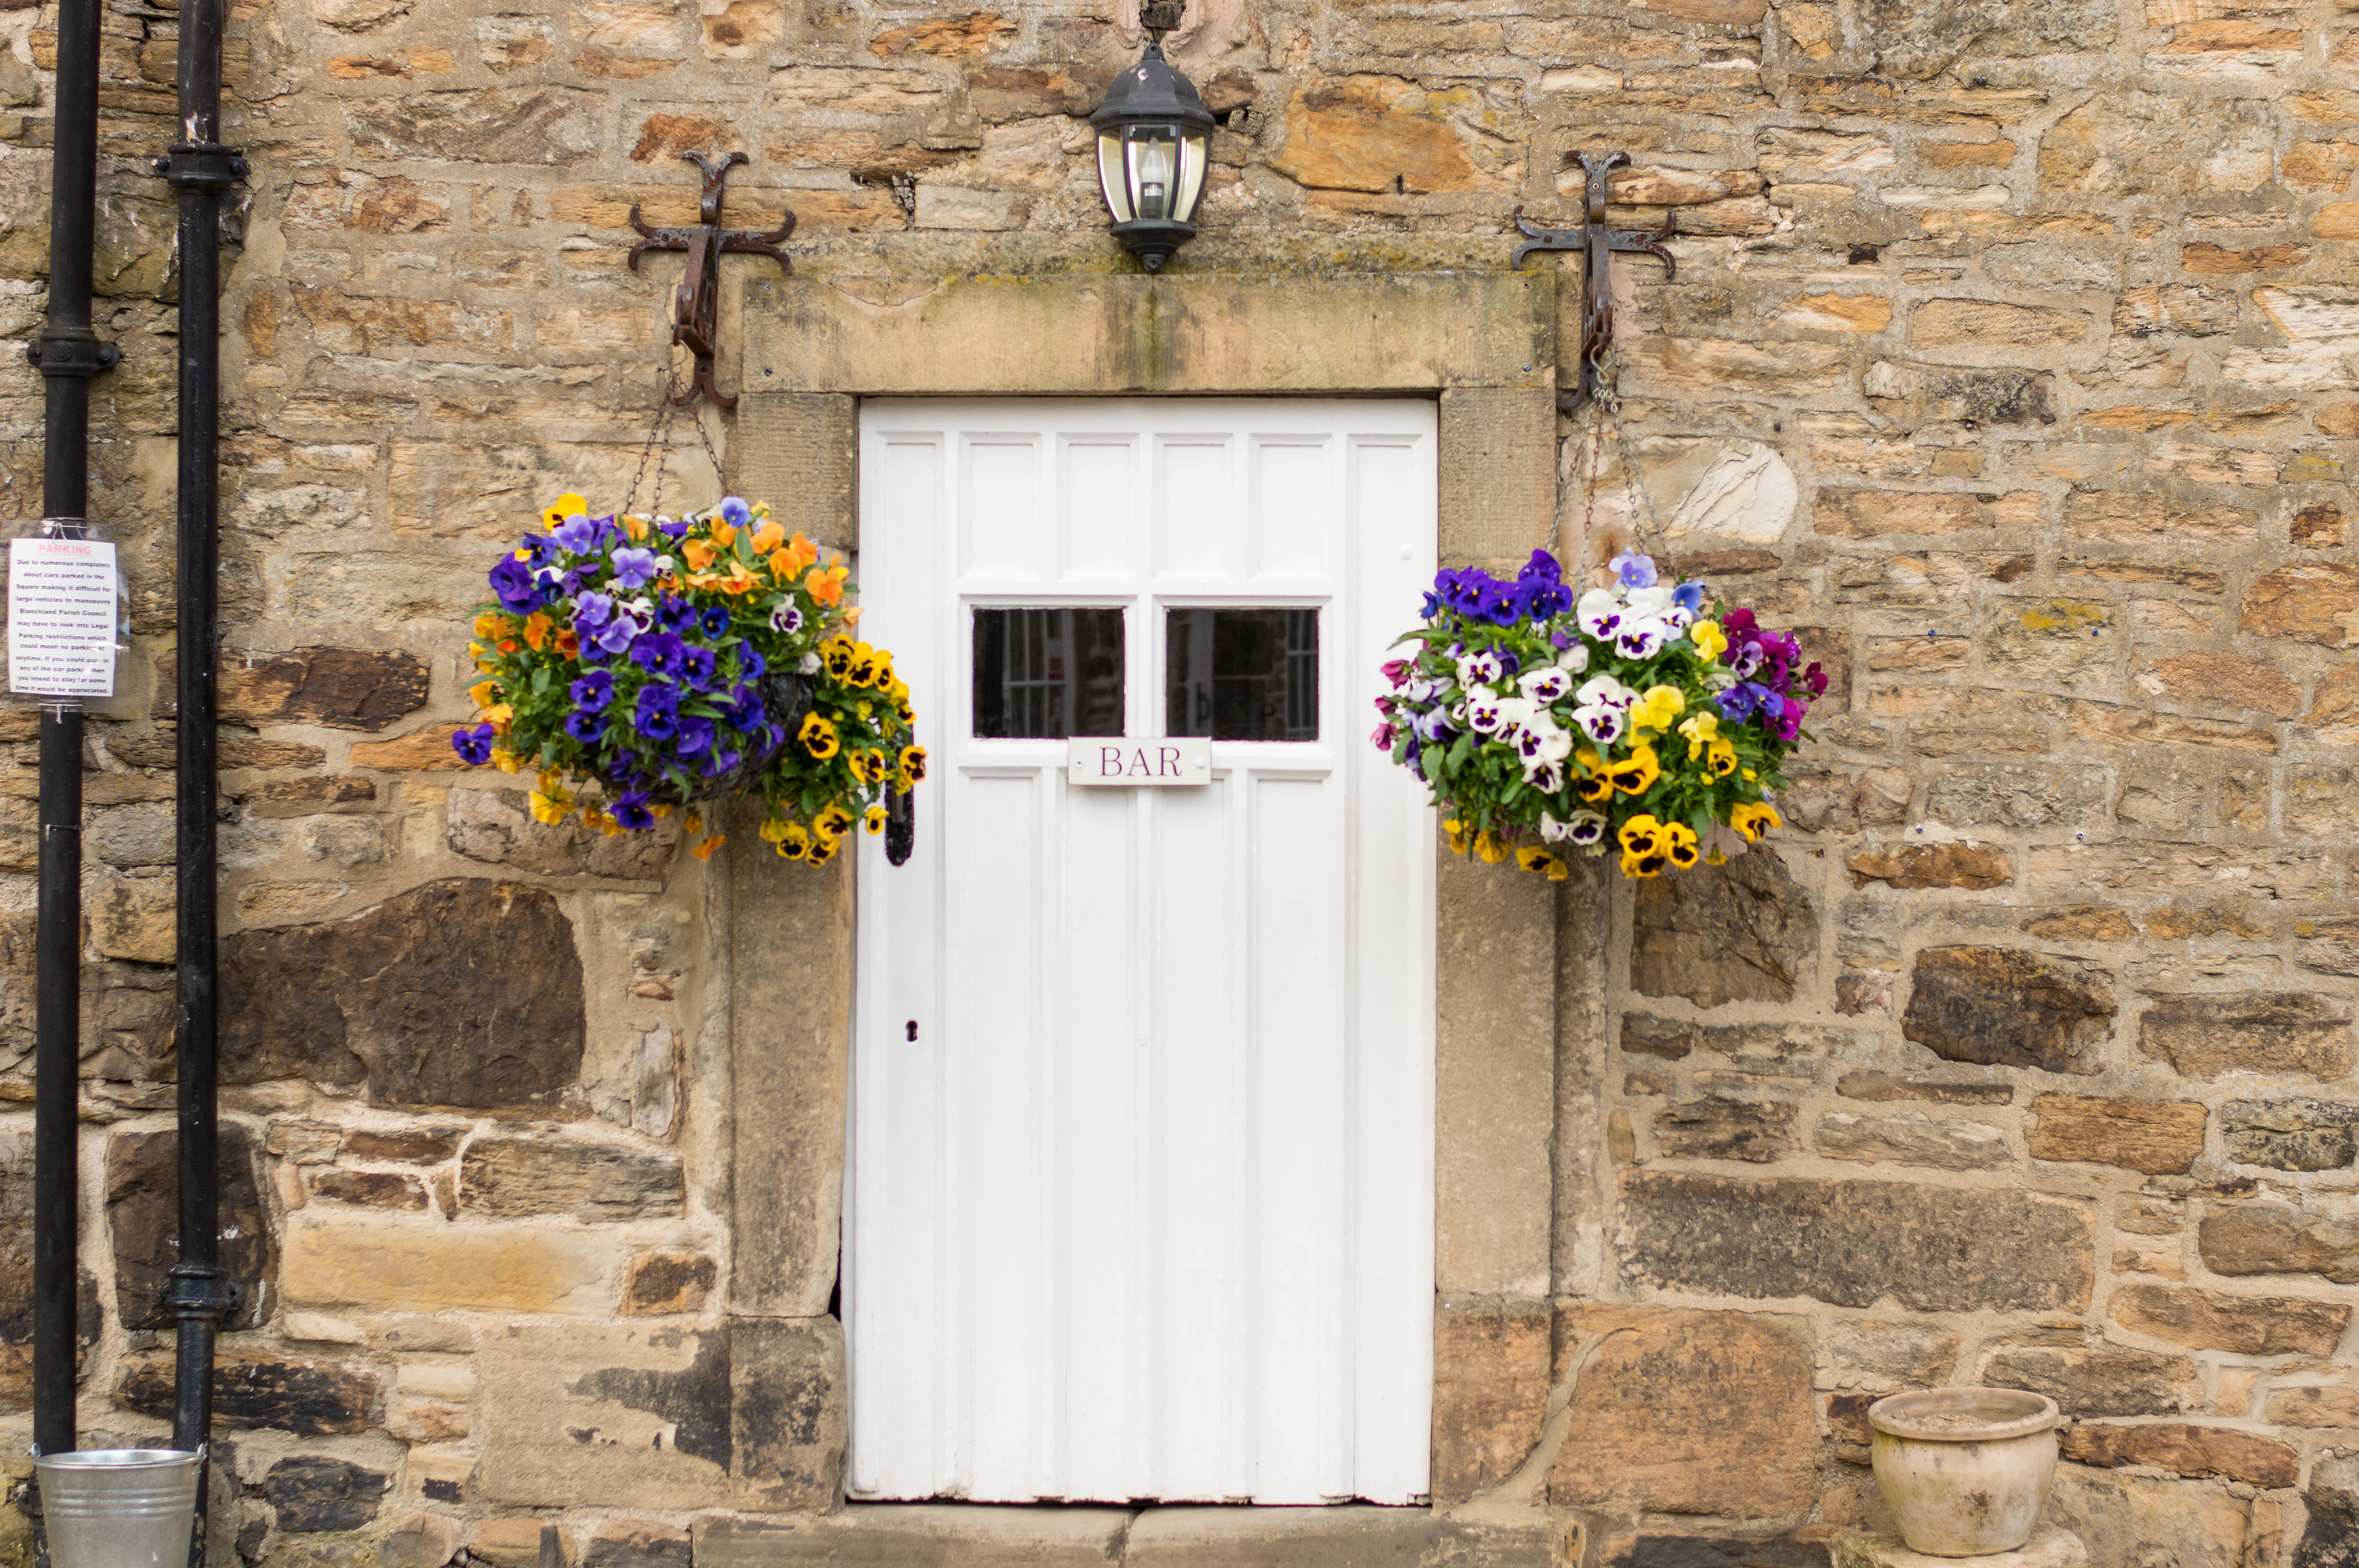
[[625, 352, 728, 523], [1565, 350, 1670, 570]]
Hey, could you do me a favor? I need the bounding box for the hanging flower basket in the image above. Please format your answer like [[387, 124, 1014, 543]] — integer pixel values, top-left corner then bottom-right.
[[453, 492, 923, 866], [1375, 546, 1823, 880]]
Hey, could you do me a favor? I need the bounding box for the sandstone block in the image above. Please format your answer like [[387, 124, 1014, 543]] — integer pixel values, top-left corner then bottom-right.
[[446, 786, 678, 882], [2241, 563, 2359, 646], [1835, 1071, 2012, 1105], [2027, 1094, 2205, 1175], [342, 1125, 463, 1163], [89, 870, 173, 964], [1923, 764, 2108, 831], [2111, 1283, 2349, 1356], [458, 1136, 684, 1221], [1820, 1320, 1959, 1390], [1832, 1526, 2085, 1568], [2044, 1469, 2248, 1568], [1983, 1344, 2200, 1417], [2063, 492, 2256, 544], [1654, 1096, 1798, 1162], [582, 1522, 691, 1568], [308, 1169, 429, 1212], [480, 1319, 844, 1512], [1630, 851, 1816, 1008], [282, 1217, 619, 1314], [912, 186, 1025, 230], [153, 646, 429, 730], [1815, 488, 2039, 538], [345, 726, 472, 770], [1548, 1307, 1819, 1519], [350, 87, 602, 165], [2199, 1202, 2359, 1283], [106, 1123, 275, 1331], [1901, 947, 2113, 1074], [1983, 599, 2114, 685], [1431, 1298, 1550, 1505], [1617, 1170, 2094, 1311], [222, 879, 585, 1109], [472, 1520, 571, 1568], [265, 1456, 390, 1533], [2061, 1423, 2296, 1487], [2264, 1385, 2359, 1426], [2139, 993, 2354, 1080], [1817, 1111, 2009, 1170], [622, 1252, 716, 1316], [1847, 842, 2011, 890], [380, 1514, 467, 1568], [2219, 1099, 2359, 1171], [2135, 653, 2300, 719], [698, 1507, 1129, 1568], [1911, 298, 2090, 350], [1267, 76, 1487, 195], [115, 1345, 383, 1434]]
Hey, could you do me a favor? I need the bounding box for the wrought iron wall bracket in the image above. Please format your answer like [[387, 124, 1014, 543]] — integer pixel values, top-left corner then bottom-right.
[[627, 151, 794, 411], [1511, 150, 1677, 416]]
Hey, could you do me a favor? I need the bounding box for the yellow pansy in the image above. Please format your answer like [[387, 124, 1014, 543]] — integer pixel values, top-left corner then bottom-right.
[[896, 745, 928, 786], [752, 520, 786, 554], [1607, 743, 1661, 796], [807, 834, 838, 867], [800, 713, 840, 759], [1730, 802, 1781, 843], [469, 678, 501, 711], [1705, 738, 1739, 778], [1663, 821, 1701, 869], [865, 805, 888, 835], [1443, 817, 1470, 855], [1473, 832, 1508, 864], [529, 788, 572, 826], [774, 824, 812, 862], [1617, 814, 1669, 878], [814, 803, 856, 842], [540, 492, 588, 530], [1688, 619, 1727, 661], [691, 833, 725, 861], [1515, 846, 1570, 881], [490, 747, 522, 774], [1678, 711, 1719, 758], [1627, 684, 1685, 735]]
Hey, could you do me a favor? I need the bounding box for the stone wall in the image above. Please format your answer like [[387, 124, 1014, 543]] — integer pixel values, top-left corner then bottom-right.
[[1, 0, 2358, 1564]]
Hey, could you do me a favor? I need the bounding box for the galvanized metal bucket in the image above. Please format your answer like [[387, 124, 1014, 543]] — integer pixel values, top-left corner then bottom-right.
[[33, 1449, 201, 1568]]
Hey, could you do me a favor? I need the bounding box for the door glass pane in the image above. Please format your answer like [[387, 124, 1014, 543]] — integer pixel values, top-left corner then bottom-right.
[[1165, 608, 1319, 741], [972, 608, 1126, 738]]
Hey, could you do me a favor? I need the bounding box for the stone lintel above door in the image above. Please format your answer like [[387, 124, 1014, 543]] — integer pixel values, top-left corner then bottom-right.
[[723, 267, 1568, 1512], [734, 271, 1559, 567]]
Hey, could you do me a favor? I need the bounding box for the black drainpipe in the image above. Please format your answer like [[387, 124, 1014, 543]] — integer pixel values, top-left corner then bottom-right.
[[155, 0, 242, 1511], [29, 0, 115, 1474]]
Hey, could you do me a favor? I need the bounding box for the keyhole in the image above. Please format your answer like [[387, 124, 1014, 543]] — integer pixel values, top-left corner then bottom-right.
[[906, 1020, 919, 1042]]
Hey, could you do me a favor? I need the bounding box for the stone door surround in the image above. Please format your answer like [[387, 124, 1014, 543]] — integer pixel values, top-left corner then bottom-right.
[[721, 269, 1566, 1514]]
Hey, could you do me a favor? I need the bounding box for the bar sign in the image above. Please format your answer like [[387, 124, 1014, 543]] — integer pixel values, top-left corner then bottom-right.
[[1067, 737, 1212, 786]]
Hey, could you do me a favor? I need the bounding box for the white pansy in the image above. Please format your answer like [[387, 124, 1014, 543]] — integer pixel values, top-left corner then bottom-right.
[[1615, 619, 1668, 660], [1576, 675, 1635, 710], [1457, 649, 1506, 688], [1556, 642, 1591, 674], [1465, 697, 1505, 734], [1538, 811, 1571, 842], [1625, 584, 1675, 620], [1492, 696, 1537, 737], [1564, 810, 1610, 846], [1575, 587, 1625, 641], [1520, 666, 1573, 704], [1572, 702, 1626, 745], [1529, 760, 1566, 794]]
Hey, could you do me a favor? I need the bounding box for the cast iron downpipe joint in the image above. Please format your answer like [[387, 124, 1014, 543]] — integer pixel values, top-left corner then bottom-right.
[[153, 0, 244, 1516]]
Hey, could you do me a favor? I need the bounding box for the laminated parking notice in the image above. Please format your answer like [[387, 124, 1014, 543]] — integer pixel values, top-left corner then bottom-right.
[[9, 536, 118, 697]]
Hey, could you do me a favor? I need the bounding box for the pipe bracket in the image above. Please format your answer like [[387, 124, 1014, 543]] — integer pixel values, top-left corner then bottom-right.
[[153, 141, 247, 193], [165, 1261, 240, 1322], [28, 328, 119, 378]]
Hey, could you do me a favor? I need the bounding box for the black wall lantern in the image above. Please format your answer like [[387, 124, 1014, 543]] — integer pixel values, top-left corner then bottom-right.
[[1090, 0, 1214, 272]]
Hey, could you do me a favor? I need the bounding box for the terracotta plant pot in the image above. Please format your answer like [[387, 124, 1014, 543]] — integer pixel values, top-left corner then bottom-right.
[[1869, 1388, 2061, 1557]]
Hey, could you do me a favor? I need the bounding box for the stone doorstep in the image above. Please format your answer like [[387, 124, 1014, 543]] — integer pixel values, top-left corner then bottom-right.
[[1832, 1526, 2088, 1568], [697, 1504, 1549, 1567]]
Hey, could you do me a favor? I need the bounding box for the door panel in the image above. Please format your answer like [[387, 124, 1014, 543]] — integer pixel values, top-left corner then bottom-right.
[[850, 397, 1437, 1505]]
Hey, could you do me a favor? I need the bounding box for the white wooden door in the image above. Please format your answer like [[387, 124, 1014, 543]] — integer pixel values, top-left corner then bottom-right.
[[848, 397, 1438, 1506]]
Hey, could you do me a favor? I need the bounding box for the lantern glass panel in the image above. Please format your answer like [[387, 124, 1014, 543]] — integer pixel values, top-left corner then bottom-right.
[[1095, 132, 1134, 224], [1172, 130, 1208, 225]]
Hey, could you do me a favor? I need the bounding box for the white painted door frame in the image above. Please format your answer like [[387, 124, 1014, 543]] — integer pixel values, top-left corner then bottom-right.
[[847, 397, 1438, 1506]]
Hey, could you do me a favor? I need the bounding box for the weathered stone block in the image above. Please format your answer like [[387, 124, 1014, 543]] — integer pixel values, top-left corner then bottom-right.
[[458, 1136, 683, 1221], [1631, 851, 1816, 1008], [1832, 1527, 2082, 1568], [2241, 563, 2359, 647], [153, 646, 429, 731], [1548, 1307, 1819, 1519], [2264, 1384, 2359, 1427], [1431, 1298, 1550, 1504], [106, 1123, 276, 1331], [1847, 842, 2012, 890], [2043, 1468, 2248, 1568], [2027, 1094, 2205, 1175], [581, 1522, 691, 1568], [480, 1319, 843, 1512], [1901, 947, 2113, 1074], [1618, 1171, 2094, 1311], [1834, 1071, 2012, 1105], [1816, 1110, 2010, 1170], [622, 1252, 716, 1317], [2220, 1099, 2359, 1171], [2139, 993, 2354, 1081], [264, 1456, 391, 1532], [698, 1507, 1129, 1568], [2110, 1283, 2350, 1357], [2061, 1423, 2297, 1488], [223, 879, 585, 1109], [2200, 1202, 2359, 1284], [446, 788, 677, 881], [282, 1217, 620, 1314], [1819, 1320, 1959, 1390], [1983, 1344, 2201, 1417], [1654, 1096, 1799, 1163], [1983, 600, 2114, 685], [0, 1132, 100, 1408], [350, 87, 603, 165], [115, 1346, 384, 1434]]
